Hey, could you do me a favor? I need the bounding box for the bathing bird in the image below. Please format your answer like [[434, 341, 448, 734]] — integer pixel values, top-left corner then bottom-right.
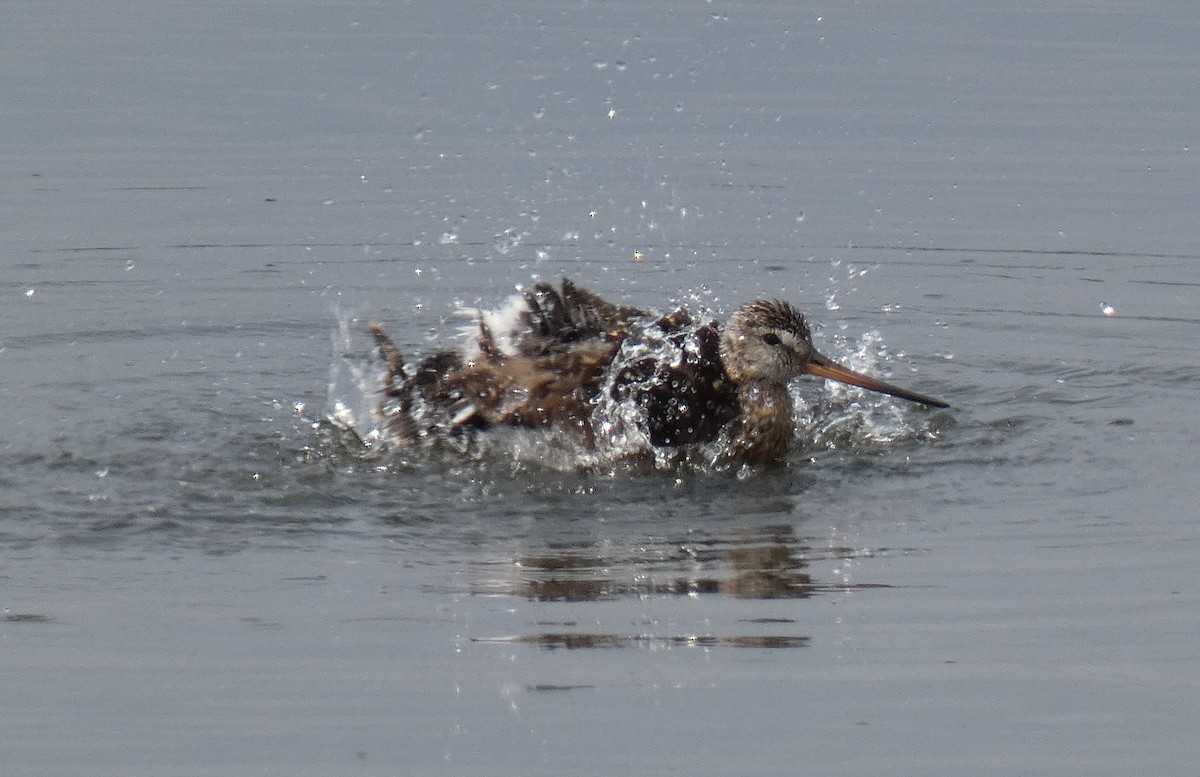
[[369, 279, 948, 464]]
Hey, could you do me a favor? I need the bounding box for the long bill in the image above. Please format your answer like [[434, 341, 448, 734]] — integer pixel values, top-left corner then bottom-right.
[[805, 352, 949, 409]]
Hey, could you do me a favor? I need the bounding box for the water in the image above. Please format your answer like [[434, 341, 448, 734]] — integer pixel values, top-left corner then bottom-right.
[[3, 1, 1199, 774]]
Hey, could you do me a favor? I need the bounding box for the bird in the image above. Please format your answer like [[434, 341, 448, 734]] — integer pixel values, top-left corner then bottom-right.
[[368, 279, 948, 466]]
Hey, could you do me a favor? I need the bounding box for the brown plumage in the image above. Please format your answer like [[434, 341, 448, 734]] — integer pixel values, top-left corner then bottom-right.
[[369, 279, 948, 465]]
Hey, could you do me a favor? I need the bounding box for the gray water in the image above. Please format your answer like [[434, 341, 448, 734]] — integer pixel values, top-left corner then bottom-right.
[[4, 1, 1199, 775]]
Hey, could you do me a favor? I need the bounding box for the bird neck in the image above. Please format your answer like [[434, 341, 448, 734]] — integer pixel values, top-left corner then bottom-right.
[[727, 381, 794, 464]]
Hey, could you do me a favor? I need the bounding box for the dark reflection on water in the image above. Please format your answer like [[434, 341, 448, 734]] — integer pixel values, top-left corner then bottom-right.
[[474, 633, 811, 650], [2, 613, 54, 624]]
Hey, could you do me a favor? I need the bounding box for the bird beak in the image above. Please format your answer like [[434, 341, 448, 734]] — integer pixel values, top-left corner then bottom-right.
[[805, 352, 949, 408]]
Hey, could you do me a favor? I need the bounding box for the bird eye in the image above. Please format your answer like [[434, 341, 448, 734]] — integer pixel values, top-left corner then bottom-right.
[[762, 333, 782, 346]]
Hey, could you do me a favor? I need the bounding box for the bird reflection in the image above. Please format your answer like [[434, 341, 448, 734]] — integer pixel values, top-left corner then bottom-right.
[[467, 524, 891, 650], [473, 524, 817, 601]]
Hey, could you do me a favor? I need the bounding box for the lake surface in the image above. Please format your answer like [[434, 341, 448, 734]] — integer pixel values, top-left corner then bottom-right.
[[3, 1, 1199, 775]]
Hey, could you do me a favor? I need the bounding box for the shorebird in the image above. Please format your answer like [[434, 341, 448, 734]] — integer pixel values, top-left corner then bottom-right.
[[369, 279, 948, 465]]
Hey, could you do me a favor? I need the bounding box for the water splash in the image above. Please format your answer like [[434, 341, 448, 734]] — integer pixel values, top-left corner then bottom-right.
[[796, 330, 936, 449], [324, 303, 384, 447], [492, 227, 527, 256]]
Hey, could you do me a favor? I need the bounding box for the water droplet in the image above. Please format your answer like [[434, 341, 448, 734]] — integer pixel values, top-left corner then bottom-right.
[[1100, 302, 1116, 316], [493, 227, 525, 255]]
